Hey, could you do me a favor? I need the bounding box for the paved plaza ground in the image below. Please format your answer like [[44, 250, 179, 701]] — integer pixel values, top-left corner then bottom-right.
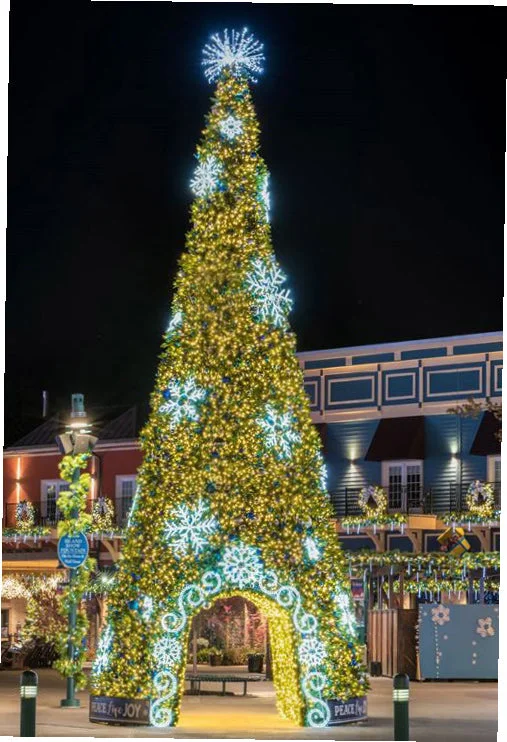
[[0, 666, 498, 740]]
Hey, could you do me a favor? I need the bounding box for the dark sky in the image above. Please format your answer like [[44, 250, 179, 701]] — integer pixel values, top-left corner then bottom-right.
[[6, 2, 505, 442]]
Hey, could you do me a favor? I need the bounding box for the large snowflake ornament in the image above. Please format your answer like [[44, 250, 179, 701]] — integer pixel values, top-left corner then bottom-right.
[[304, 536, 322, 563], [219, 542, 264, 588], [298, 637, 327, 668], [257, 403, 301, 459], [202, 28, 264, 83], [333, 587, 356, 636], [159, 377, 207, 429], [164, 499, 218, 558], [319, 462, 328, 494], [93, 624, 114, 674], [246, 256, 292, 327], [258, 172, 270, 221], [219, 115, 243, 140], [166, 310, 183, 336], [190, 155, 223, 198], [153, 636, 182, 667]]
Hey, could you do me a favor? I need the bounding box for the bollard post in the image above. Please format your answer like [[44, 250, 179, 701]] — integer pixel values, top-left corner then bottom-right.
[[393, 672, 409, 741], [20, 669, 38, 737]]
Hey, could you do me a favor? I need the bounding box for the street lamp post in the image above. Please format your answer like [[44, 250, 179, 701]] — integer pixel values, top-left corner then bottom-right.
[[56, 394, 97, 709]]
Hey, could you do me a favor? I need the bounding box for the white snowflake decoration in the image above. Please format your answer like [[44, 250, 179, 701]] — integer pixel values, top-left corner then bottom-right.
[[202, 28, 264, 83], [190, 155, 223, 198], [259, 172, 270, 221], [219, 115, 243, 140], [127, 485, 141, 528], [304, 536, 321, 563], [298, 637, 326, 668], [333, 587, 356, 635], [93, 624, 114, 674], [153, 636, 182, 667], [142, 595, 154, 621], [164, 499, 218, 558], [319, 463, 328, 494], [476, 616, 495, 638], [166, 310, 183, 336], [159, 377, 207, 430], [219, 542, 263, 589], [257, 403, 301, 459], [431, 605, 450, 626], [246, 256, 292, 327]]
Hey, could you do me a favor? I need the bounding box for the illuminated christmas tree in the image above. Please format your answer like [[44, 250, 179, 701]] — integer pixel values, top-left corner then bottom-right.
[[91, 28, 367, 727]]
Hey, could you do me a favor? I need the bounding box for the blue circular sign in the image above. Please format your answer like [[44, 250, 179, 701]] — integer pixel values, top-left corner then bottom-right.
[[58, 532, 89, 569]]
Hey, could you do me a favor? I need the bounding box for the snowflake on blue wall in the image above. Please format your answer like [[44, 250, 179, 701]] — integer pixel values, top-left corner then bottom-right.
[[190, 156, 223, 197], [219, 542, 264, 588], [246, 256, 292, 328], [164, 499, 218, 558], [159, 377, 207, 429], [257, 403, 301, 459]]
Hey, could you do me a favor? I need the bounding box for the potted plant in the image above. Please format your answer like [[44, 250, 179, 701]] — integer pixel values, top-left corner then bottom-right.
[[208, 647, 223, 667], [247, 652, 264, 673]]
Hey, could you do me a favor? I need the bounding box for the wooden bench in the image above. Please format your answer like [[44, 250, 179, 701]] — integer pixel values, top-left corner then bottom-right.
[[185, 673, 265, 696]]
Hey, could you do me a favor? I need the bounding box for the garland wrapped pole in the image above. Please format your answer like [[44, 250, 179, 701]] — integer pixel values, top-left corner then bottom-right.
[[55, 394, 98, 708]]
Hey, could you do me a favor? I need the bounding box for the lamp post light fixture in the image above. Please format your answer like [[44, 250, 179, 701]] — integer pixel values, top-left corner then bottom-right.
[[56, 394, 98, 709]]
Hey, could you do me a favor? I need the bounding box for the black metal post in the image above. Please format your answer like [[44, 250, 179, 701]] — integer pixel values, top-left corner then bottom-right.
[[393, 673, 410, 741], [20, 669, 38, 737]]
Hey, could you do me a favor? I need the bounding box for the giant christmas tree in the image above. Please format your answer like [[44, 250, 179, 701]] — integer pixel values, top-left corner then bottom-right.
[[91, 29, 367, 727]]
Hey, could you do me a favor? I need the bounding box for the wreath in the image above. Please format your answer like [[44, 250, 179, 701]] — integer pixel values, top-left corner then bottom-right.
[[91, 497, 115, 533], [465, 480, 495, 518], [16, 500, 35, 532], [357, 485, 388, 517]]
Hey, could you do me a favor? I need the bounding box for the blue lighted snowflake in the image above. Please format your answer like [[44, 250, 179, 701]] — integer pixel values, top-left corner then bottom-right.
[[333, 587, 356, 636], [190, 156, 223, 198], [258, 172, 270, 221], [219, 542, 263, 588], [304, 536, 322, 563], [202, 28, 264, 83], [93, 624, 114, 674], [159, 377, 207, 429], [298, 637, 326, 668], [219, 115, 243, 140], [257, 403, 301, 459], [246, 256, 292, 328], [164, 499, 218, 558], [166, 310, 183, 336], [153, 636, 182, 667]]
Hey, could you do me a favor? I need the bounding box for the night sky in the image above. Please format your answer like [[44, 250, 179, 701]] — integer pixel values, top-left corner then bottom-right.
[[6, 2, 505, 442]]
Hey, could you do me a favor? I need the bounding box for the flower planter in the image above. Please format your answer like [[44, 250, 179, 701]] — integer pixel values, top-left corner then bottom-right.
[[247, 654, 264, 673], [209, 654, 223, 667]]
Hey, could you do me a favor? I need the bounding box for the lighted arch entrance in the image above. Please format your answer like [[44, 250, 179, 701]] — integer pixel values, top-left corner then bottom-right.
[[149, 542, 330, 728]]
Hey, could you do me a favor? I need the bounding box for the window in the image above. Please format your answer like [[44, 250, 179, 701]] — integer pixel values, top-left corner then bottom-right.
[[1, 609, 9, 639], [487, 456, 501, 502], [115, 475, 137, 527], [382, 461, 423, 511], [40, 480, 70, 524]]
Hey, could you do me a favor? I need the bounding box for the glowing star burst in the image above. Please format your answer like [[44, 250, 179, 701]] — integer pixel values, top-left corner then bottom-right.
[[298, 637, 327, 668], [257, 403, 301, 459], [202, 28, 264, 84], [164, 499, 218, 558], [219, 115, 243, 140], [159, 377, 207, 429], [304, 536, 322, 563], [153, 636, 182, 667], [93, 624, 114, 674], [258, 172, 270, 221], [190, 155, 223, 198], [219, 542, 263, 589], [246, 256, 292, 328], [166, 310, 183, 336]]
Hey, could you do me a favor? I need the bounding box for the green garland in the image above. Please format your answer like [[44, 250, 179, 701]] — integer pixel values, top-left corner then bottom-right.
[[54, 453, 94, 690], [442, 511, 500, 527], [348, 550, 500, 572], [392, 576, 499, 595], [341, 512, 408, 530], [3, 526, 50, 538]]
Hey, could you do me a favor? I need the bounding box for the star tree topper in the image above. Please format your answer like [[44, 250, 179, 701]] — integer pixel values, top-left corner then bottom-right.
[[202, 28, 265, 83]]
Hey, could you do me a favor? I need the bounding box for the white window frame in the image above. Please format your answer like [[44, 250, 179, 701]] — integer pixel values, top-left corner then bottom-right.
[[115, 475, 137, 525], [487, 455, 501, 484], [40, 479, 70, 519], [381, 460, 424, 511]]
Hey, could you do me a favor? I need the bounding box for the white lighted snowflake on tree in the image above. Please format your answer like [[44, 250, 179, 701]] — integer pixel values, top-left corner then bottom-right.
[[219, 115, 243, 140], [258, 172, 270, 221], [257, 404, 301, 459], [190, 156, 223, 198], [166, 310, 183, 336], [202, 28, 264, 83], [304, 536, 321, 563], [153, 636, 182, 667], [93, 624, 114, 674], [164, 499, 218, 558], [246, 256, 292, 327], [298, 637, 326, 668], [333, 587, 356, 636], [319, 462, 328, 494], [219, 542, 263, 588], [141, 595, 155, 621], [159, 377, 207, 429]]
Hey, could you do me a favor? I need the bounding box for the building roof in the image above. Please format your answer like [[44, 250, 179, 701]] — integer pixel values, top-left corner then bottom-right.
[[5, 406, 140, 450]]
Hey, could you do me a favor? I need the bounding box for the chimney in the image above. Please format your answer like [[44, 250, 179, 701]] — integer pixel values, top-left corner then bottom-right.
[[42, 390, 49, 418]]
